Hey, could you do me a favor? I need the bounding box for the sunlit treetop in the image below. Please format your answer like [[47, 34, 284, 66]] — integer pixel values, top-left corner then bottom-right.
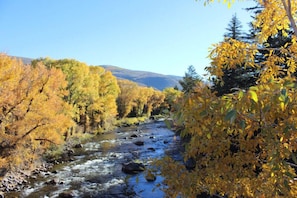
[[204, 0, 297, 83]]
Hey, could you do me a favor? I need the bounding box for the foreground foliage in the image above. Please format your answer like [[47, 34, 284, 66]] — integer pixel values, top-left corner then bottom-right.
[[160, 80, 297, 197], [158, 0, 297, 197]]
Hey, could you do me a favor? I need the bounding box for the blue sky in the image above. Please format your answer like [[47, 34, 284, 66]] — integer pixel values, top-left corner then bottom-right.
[[1, 0, 256, 77]]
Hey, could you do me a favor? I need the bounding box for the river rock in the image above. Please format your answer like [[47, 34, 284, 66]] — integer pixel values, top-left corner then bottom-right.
[[74, 143, 83, 148], [145, 170, 156, 182], [122, 162, 145, 174], [130, 134, 138, 138], [45, 178, 60, 185], [134, 141, 144, 146], [58, 190, 76, 198], [0, 168, 7, 177], [147, 147, 155, 152]]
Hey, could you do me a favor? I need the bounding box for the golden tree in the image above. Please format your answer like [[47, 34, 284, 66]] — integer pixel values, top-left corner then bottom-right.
[[32, 59, 120, 133], [88, 66, 120, 131], [0, 54, 73, 170], [116, 79, 139, 118]]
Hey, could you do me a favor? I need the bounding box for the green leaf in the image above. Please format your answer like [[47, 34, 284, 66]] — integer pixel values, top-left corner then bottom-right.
[[239, 120, 246, 130], [285, 171, 295, 178], [284, 179, 290, 190], [199, 110, 208, 117], [249, 90, 258, 103], [281, 88, 287, 96], [225, 109, 237, 123], [207, 133, 211, 139], [284, 80, 296, 88]]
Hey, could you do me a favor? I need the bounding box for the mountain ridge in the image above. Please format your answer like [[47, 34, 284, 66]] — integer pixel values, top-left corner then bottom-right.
[[12, 56, 181, 90]]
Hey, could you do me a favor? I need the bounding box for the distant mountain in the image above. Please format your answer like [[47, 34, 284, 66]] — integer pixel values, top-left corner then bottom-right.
[[11, 56, 33, 65], [102, 65, 182, 90], [11, 56, 181, 90]]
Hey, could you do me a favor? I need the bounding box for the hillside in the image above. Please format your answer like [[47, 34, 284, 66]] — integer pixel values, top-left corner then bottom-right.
[[12, 56, 181, 90], [102, 65, 181, 90]]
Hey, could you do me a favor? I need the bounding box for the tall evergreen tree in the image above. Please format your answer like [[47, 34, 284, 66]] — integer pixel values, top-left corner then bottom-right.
[[179, 65, 202, 94], [224, 14, 244, 40], [245, 3, 293, 78], [212, 14, 257, 96]]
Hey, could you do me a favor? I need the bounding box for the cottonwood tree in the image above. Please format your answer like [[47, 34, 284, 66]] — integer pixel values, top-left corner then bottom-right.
[[32, 58, 120, 133], [0, 54, 73, 170], [88, 66, 120, 131], [117, 79, 165, 118], [116, 79, 139, 118], [158, 0, 297, 197], [162, 87, 183, 112]]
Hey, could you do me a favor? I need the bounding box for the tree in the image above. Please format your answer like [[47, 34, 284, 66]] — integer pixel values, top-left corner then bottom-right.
[[0, 54, 73, 170], [162, 87, 183, 112], [32, 58, 120, 133], [88, 66, 120, 131], [158, 0, 297, 197], [224, 13, 244, 40], [179, 65, 202, 93], [145, 88, 165, 116], [211, 14, 258, 96], [116, 79, 139, 118]]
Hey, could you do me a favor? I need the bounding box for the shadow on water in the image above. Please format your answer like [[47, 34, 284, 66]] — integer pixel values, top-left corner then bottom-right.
[[8, 121, 181, 198]]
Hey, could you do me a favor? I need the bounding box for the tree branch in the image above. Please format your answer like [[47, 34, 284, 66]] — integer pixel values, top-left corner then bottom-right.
[[12, 122, 47, 147], [281, 0, 297, 38], [34, 138, 59, 145]]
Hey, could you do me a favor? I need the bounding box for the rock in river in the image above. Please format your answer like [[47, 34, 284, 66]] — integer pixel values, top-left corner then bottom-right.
[[122, 162, 145, 174], [134, 141, 144, 146], [145, 170, 156, 182]]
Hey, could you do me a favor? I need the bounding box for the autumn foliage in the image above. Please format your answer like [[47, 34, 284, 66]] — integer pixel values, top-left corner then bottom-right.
[[0, 54, 73, 170], [117, 79, 165, 118], [0, 54, 168, 173], [157, 0, 297, 197]]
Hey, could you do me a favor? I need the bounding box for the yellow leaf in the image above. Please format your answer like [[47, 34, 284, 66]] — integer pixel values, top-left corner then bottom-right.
[[280, 102, 285, 111], [248, 90, 258, 103]]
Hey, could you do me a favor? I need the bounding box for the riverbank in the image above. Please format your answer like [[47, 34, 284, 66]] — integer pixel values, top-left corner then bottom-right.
[[3, 120, 181, 198]]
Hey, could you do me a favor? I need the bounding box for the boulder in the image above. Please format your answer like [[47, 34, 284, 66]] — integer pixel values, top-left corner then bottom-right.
[[58, 190, 75, 198], [145, 170, 156, 182], [0, 168, 7, 177], [74, 144, 83, 148], [147, 147, 156, 152], [45, 178, 60, 185], [130, 134, 138, 138], [122, 162, 145, 174], [134, 141, 144, 146]]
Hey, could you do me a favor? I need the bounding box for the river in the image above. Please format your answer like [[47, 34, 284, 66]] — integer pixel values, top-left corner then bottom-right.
[[7, 120, 181, 198]]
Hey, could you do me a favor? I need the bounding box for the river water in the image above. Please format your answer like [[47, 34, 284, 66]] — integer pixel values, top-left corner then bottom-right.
[[9, 120, 181, 198]]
